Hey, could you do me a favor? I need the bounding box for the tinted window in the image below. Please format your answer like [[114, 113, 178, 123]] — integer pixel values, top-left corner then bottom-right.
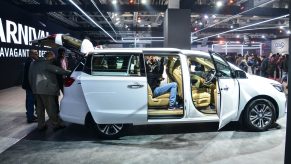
[[211, 54, 232, 78], [91, 54, 143, 76]]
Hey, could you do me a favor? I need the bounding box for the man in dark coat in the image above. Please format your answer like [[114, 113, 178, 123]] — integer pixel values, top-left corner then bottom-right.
[[29, 51, 71, 131], [260, 54, 269, 78], [22, 49, 38, 123]]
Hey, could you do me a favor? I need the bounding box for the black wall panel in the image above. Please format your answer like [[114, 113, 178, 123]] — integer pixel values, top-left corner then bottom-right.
[[163, 9, 191, 49], [0, 1, 73, 90]]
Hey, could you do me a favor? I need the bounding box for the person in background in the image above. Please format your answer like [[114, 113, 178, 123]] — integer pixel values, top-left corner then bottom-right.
[[281, 54, 288, 83], [235, 54, 243, 66], [22, 49, 39, 123], [247, 55, 255, 74], [239, 56, 248, 72], [268, 54, 277, 79], [29, 51, 71, 131], [54, 48, 68, 93], [253, 55, 261, 75], [260, 54, 269, 78]]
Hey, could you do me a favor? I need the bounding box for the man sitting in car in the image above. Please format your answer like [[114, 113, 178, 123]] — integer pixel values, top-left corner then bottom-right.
[[146, 56, 178, 110]]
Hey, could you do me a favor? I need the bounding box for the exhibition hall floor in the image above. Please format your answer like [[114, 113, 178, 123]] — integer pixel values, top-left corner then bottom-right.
[[0, 87, 286, 164]]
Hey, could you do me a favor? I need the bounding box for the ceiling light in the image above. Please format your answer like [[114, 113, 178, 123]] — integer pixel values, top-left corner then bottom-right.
[[125, 25, 128, 28], [279, 26, 284, 29], [212, 15, 216, 19], [261, 35, 265, 38], [192, 14, 289, 42], [141, 0, 147, 4], [137, 18, 141, 23], [199, 22, 203, 26], [68, 0, 116, 42], [230, 25, 234, 29], [116, 17, 120, 21], [216, 1, 223, 8], [114, 13, 118, 17], [217, 35, 220, 38], [129, 0, 134, 4], [115, 21, 120, 25], [236, 35, 240, 38], [112, 0, 117, 5], [195, 21, 198, 24], [148, 24, 151, 28], [204, 15, 209, 19], [287, 30, 291, 34], [280, 30, 282, 33]]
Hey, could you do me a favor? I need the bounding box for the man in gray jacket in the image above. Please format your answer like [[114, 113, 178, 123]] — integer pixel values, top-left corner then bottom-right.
[[29, 51, 71, 131]]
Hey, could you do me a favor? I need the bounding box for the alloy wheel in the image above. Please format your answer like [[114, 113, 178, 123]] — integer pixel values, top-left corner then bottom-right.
[[96, 124, 124, 136], [249, 103, 273, 129]]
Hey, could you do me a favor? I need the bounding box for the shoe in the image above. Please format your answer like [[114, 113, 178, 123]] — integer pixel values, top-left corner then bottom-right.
[[209, 104, 215, 110], [27, 118, 38, 123], [38, 125, 48, 131], [168, 107, 176, 110], [53, 124, 66, 131]]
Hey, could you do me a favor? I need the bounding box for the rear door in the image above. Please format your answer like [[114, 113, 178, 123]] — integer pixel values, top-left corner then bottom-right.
[[80, 51, 148, 124], [209, 53, 240, 129]]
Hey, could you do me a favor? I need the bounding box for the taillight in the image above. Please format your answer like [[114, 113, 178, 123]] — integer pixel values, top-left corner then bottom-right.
[[64, 77, 75, 87]]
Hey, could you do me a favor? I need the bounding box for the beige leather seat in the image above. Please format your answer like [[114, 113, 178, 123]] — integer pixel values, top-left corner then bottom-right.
[[192, 87, 211, 107], [191, 75, 211, 107], [148, 84, 170, 107], [173, 66, 183, 98]]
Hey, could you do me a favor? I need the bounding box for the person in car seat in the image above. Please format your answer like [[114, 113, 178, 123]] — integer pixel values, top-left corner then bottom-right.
[[146, 56, 178, 110]]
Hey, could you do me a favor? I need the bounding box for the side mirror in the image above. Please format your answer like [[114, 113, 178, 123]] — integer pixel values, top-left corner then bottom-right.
[[234, 70, 247, 79]]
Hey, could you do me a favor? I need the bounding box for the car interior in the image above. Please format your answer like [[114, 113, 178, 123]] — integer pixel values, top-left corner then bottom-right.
[[188, 57, 218, 115], [146, 55, 184, 119]]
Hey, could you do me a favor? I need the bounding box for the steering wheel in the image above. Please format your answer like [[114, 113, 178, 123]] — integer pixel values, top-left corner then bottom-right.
[[202, 69, 216, 85]]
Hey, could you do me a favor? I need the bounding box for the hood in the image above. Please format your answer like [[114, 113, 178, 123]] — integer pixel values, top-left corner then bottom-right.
[[247, 74, 281, 85]]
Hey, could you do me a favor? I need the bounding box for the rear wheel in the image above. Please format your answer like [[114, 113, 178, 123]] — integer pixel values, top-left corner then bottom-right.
[[96, 124, 125, 139], [243, 99, 276, 131]]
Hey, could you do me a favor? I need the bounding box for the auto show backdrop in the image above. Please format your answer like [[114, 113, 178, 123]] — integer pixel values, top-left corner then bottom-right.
[[271, 38, 289, 54], [0, 1, 73, 90]]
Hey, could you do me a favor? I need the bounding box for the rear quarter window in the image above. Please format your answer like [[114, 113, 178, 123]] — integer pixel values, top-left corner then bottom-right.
[[91, 53, 145, 76]]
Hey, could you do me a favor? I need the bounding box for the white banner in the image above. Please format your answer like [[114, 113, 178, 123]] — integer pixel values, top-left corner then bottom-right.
[[271, 38, 289, 54]]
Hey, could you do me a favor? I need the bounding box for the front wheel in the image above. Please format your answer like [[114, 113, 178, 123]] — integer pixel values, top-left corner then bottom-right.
[[243, 99, 276, 131], [96, 124, 126, 139]]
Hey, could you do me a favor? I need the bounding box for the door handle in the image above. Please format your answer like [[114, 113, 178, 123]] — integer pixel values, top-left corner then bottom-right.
[[127, 83, 144, 89], [220, 87, 229, 91]]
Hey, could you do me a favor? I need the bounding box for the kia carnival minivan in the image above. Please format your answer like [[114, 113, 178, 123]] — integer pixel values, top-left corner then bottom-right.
[[33, 34, 286, 139]]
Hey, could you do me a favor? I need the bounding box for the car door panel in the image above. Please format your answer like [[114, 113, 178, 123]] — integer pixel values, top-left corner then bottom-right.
[[80, 52, 148, 125], [81, 74, 148, 124], [209, 53, 240, 129]]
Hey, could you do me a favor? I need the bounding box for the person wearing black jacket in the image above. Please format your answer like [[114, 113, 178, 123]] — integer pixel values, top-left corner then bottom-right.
[[146, 56, 178, 110], [22, 50, 38, 123], [260, 54, 269, 78]]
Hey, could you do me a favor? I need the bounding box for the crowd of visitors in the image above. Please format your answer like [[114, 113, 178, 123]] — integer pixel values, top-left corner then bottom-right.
[[229, 52, 288, 83]]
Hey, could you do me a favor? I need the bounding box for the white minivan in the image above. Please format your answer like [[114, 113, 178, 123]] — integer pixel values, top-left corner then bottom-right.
[[33, 34, 286, 139]]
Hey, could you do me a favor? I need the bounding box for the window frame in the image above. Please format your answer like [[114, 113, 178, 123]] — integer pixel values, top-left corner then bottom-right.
[[88, 53, 145, 77]]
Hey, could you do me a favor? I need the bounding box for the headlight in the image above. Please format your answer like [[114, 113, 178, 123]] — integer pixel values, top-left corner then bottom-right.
[[272, 83, 284, 92]]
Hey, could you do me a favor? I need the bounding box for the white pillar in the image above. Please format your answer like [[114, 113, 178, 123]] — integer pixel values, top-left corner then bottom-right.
[[260, 43, 263, 56], [168, 0, 180, 9], [225, 42, 228, 55]]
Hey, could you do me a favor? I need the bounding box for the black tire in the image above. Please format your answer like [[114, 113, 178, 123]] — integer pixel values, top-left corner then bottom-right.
[[95, 123, 126, 139], [243, 98, 276, 131]]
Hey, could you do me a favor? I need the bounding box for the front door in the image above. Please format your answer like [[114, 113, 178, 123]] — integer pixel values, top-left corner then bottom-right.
[[80, 52, 148, 124], [210, 53, 240, 129]]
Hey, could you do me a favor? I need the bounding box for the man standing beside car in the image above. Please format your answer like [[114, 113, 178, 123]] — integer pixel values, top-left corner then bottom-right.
[[22, 49, 39, 123], [29, 51, 71, 131]]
